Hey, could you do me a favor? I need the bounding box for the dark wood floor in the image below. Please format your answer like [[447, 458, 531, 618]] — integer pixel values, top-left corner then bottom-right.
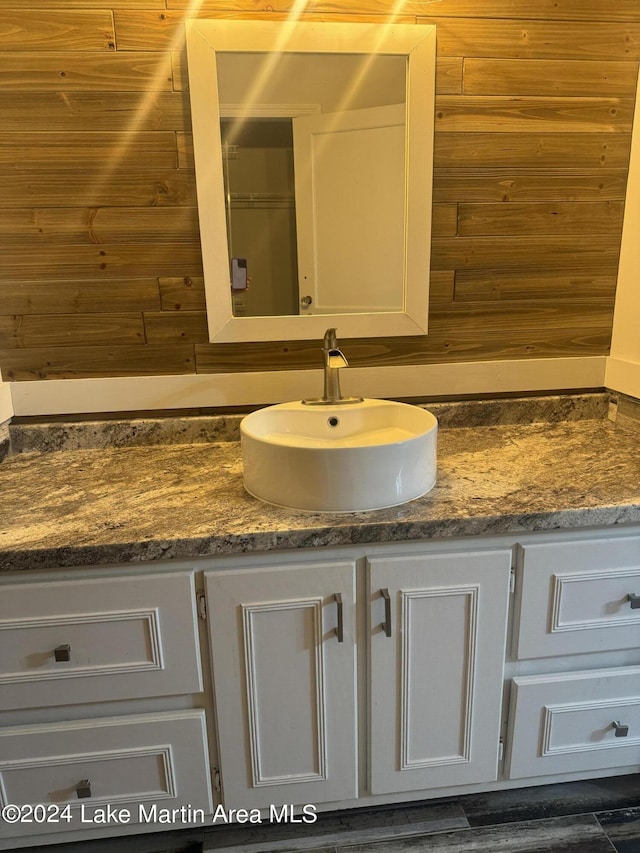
[[8, 775, 640, 853]]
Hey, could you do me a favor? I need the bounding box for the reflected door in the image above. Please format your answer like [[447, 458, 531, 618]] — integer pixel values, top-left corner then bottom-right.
[[293, 104, 406, 315]]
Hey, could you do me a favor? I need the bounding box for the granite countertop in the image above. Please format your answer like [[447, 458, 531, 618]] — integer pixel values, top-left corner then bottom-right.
[[1, 394, 639, 573]]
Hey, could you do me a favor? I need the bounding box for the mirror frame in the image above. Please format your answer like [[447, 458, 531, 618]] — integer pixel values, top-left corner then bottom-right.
[[186, 19, 436, 343]]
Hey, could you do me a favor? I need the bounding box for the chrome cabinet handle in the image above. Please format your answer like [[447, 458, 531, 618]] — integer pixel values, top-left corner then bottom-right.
[[76, 779, 92, 799], [381, 588, 392, 637], [334, 593, 344, 643], [627, 593, 640, 609], [613, 721, 629, 737], [54, 644, 71, 662]]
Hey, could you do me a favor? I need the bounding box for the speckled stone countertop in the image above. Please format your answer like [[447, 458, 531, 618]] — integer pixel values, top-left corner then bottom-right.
[[1, 393, 639, 573]]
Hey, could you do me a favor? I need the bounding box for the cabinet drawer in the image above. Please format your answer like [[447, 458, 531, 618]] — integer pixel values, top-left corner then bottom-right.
[[514, 536, 640, 659], [507, 666, 640, 779], [0, 710, 212, 842], [0, 572, 202, 710]]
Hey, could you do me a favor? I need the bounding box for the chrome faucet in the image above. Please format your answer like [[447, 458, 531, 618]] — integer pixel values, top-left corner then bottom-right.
[[303, 328, 363, 405]]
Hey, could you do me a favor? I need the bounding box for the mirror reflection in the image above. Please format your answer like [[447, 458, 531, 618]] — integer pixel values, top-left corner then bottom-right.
[[216, 53, 407, 318], [185, 20, 435, 342]]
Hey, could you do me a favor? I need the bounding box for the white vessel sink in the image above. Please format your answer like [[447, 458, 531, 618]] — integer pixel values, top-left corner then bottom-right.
[[241, 399, 437, 512]]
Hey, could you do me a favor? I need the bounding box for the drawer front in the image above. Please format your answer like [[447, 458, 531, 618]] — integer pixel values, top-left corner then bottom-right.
[[507, 666, 640, 779], [0, 573, 202, 710], [0, 710, 212, 841], [514, 536, 640, 659]]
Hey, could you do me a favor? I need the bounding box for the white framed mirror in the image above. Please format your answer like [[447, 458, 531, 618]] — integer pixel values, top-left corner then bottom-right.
[[186, 19, 436, 343]]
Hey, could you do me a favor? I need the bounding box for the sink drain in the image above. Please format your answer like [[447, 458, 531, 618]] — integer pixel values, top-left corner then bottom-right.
[[328, 416, 340, 427]]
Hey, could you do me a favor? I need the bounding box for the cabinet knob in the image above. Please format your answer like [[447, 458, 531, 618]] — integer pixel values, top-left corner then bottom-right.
[[627, 593, 640, 609], [54, 644, 71, 662], [612, 720, 629, 737], [76, 779, 92, 799]]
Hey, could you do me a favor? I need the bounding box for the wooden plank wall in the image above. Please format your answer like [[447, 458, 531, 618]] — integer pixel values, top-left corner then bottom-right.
[[0, 0, 638, 383]]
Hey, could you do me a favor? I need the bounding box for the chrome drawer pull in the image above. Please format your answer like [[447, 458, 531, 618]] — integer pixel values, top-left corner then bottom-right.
[[612, 720, 629, 737], [76, 779, 92, 799], [627, 593, 640, 609], [334, 592, 344, 643], [381, 588, 392, 638], [54, 644, 71, 662]]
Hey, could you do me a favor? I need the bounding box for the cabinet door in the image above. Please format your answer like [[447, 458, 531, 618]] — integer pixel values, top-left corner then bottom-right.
[[368, 549, 511, 795], [205, 560, 357, 810]]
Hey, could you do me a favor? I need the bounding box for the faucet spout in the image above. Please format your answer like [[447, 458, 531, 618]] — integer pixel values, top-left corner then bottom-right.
[[303, 328, 363, 405]]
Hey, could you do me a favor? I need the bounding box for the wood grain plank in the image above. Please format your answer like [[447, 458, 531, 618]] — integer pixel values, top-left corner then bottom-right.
[[432, 204, 458, 237], [433, 171, 628, 202], [429, 271, 455, 303], [158, 276, 206, 311], [428, 298, 615, 333], [193, 326, 611, 372], [0, 314, 145, 348], [0, 52, 173, 91], [454, 271, 618, 302], [423, 18, 640, 62], [431, 235, 620, 270], [0, 208, 200, 244], [0, 92, 190, 133], [457, 201, 624, 236], [0, 132, 178, 171], [144, 311, 209, 344], [433, 133, 632, 170], [113, 11, 191, 51], [0, 345, 195, 381], [463, 59, 639, 97], [163, 0, 640, 22], [0, 12, 114, 51], [436, 56, 463, 95], [435, 95, 633, 133], [1, 244, 203, 280], [0, 280, 161, 314], [0, 173, 196, 208], [15, 0, 164, 7]]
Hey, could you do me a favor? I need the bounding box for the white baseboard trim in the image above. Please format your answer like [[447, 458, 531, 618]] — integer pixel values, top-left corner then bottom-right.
[[0, 380, 14, 423], [7, 357, 608, 417], [604, 357, 640, 399]]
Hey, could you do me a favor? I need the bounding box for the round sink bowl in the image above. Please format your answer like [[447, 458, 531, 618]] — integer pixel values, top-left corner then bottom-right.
[[241, 399, 437, 512]]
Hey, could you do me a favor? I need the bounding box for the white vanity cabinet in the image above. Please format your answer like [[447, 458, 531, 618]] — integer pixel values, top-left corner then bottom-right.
[[507, 533, 640, 782], [0, 570, 213, 849], [204, 546, 512, 810]]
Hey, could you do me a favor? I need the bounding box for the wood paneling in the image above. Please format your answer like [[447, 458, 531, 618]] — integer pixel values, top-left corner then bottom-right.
[[433, 172, 628, 203], [422, 18, 640, 62], [158, 277, 207, 311], [0, 314, 145, 348], [0, 0, 637, 385], [0, 12, 114, 51], [434, 133, 632, 170], [0, 132, 178, 171], [454, 272, 618, 302], [0, 345, 195, 381], [435, 96, 633, 133], [457, 202, 624, 236], [463, 59, 639, 97], [0, 52, 173, 91], [0, 280, 161, 314]]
